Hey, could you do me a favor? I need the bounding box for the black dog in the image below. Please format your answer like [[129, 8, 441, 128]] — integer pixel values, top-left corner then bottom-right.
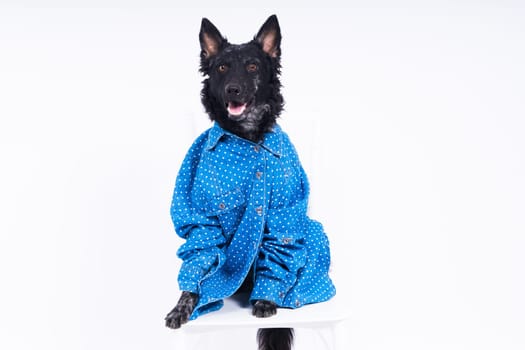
[[166, 15, 335, 350]]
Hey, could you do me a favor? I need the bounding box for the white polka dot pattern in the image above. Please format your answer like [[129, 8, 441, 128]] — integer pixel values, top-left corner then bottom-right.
[[170, 123, 336, 320]]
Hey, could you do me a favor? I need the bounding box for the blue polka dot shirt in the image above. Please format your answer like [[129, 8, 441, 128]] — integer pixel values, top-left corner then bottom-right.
[[171, 122, 336, 319]]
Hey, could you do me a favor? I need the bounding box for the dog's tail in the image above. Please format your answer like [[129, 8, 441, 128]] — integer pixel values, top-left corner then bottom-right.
[[257, 328, 294, 350]]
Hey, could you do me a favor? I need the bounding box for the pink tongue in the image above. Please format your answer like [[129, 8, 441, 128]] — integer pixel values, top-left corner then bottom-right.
[[227, 102, 247, 116]]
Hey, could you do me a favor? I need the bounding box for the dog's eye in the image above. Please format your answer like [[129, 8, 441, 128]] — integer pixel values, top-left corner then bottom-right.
[[246, 63, 258, 72], [218, 65, 229, 73]]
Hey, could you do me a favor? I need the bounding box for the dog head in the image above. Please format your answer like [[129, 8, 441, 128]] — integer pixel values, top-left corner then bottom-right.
[[198, 15, 284, 142]]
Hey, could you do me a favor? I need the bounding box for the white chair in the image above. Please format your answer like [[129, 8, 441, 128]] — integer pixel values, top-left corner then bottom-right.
[[172, 293, 347, 350]]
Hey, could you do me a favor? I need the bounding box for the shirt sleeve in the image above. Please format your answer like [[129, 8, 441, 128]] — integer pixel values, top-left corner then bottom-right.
[[170, 132, 227, 294]]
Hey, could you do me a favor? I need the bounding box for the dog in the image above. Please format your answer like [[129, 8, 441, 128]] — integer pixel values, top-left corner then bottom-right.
[[165, 15, 336, 350]]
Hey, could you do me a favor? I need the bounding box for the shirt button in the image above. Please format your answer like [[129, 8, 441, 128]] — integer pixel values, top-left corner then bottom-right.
[[254, 145, 260, 152], [255, 206, 263, 216], [218, 202, 226, 210], [255, 171, 263, 179]]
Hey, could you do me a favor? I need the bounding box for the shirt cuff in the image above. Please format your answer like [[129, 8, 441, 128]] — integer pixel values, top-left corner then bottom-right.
[[249, 276, 294, 305]]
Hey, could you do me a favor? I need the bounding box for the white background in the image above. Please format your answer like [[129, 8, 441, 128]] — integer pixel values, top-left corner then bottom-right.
[[1, 1, 524, 349]]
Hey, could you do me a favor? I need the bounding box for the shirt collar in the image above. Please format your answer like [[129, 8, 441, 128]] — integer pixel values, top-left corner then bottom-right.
[[205, 122, 283, 157]]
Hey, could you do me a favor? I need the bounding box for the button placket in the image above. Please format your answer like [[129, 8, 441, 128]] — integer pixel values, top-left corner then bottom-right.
[[251, 149, 266, 219]]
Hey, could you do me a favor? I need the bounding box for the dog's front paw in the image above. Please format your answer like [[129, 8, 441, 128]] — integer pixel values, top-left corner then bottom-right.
[[252, 300, 277, 318], [165, 291, 198, 329]]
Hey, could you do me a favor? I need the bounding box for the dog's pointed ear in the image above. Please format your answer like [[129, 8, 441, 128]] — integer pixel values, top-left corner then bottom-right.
[[255, 15, 281, 58], [199, 18, 225, 58]]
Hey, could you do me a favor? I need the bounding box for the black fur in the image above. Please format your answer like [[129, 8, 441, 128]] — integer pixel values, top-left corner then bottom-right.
[[257, 328, 294, 350], [165, 291, 198, 329], [252, 300, 278, 318], [165, 15, 293, 349], [199, 15, 284, 143]]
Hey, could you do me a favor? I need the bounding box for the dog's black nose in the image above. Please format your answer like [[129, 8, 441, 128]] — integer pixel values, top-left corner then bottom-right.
[[225, 83, 242, 96]]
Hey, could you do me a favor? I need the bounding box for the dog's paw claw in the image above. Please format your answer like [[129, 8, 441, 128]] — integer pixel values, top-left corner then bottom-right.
[[252, 300, 278, 318], [165, 310, 188, 329], [165, 292, 198, 329]]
